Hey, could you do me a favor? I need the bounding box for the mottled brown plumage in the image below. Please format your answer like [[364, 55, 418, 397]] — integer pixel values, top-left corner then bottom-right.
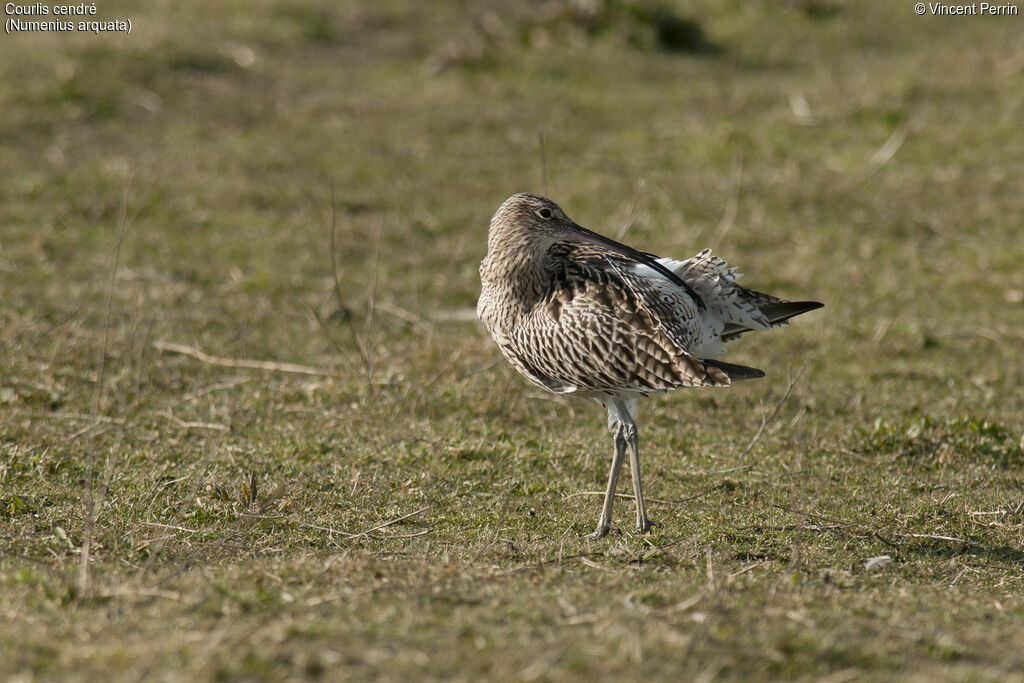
[[478, 193, 822, 537]]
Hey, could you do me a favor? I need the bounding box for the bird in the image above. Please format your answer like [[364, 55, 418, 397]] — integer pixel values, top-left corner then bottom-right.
[[477, 193, 822, 539]]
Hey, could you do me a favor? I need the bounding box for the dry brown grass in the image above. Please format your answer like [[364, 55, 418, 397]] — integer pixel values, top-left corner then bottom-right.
[[1, 1, 1023, 680]]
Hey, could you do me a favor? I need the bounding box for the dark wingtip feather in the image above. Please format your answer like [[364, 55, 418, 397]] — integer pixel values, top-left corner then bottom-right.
[[702, 358, 766, 383], [762, 300, 823, 325], [721, 300, 823, 342]]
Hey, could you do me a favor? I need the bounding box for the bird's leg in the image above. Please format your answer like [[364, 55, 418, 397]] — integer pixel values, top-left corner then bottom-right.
[[586, 420, 626, 539], [615, 399, 660, 534]]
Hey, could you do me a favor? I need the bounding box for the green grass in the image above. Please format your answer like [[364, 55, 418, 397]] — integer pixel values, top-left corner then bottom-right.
[[2, 0, 1023, 679]]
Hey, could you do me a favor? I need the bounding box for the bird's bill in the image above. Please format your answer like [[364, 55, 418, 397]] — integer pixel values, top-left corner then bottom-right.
[[567, 223, 704, 307], [567, 223, 654, 260]]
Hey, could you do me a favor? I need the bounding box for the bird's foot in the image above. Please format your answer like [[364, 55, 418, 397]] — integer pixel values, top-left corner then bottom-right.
[[636, 518, 662, 535], [585, 523, 620, 540]]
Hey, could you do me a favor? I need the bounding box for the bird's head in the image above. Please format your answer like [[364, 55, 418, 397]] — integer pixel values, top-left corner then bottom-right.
[[486, 192, 644, 261], [483, 193, 706, 308], [487, 193, 578, 252]]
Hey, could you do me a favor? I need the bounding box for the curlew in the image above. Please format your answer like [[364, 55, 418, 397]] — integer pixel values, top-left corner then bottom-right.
[[477, 193, 822, 538]]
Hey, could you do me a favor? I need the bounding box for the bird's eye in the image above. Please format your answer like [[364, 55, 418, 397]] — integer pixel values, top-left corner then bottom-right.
[[537, 208, 553, 219]]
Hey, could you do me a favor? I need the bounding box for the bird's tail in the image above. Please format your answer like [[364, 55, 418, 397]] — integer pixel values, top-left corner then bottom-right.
[[659, 250, 823, 343]]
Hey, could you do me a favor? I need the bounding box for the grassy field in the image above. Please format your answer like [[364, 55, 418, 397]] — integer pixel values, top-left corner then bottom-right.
[[2, 0, 1023, 679]]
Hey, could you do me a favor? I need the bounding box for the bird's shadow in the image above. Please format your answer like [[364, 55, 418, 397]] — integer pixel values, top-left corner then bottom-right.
[[898, 538, 1024, 566]]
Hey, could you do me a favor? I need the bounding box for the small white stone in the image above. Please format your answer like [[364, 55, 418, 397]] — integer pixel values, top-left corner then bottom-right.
[[864, 555, 893, 571]]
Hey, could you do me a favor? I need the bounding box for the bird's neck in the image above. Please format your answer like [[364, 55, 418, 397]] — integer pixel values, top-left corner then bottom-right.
[[480, 246, 552, 317]]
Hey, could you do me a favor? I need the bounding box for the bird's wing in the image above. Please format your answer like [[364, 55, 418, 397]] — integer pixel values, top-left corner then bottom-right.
[[501, 242, 755, 395]]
